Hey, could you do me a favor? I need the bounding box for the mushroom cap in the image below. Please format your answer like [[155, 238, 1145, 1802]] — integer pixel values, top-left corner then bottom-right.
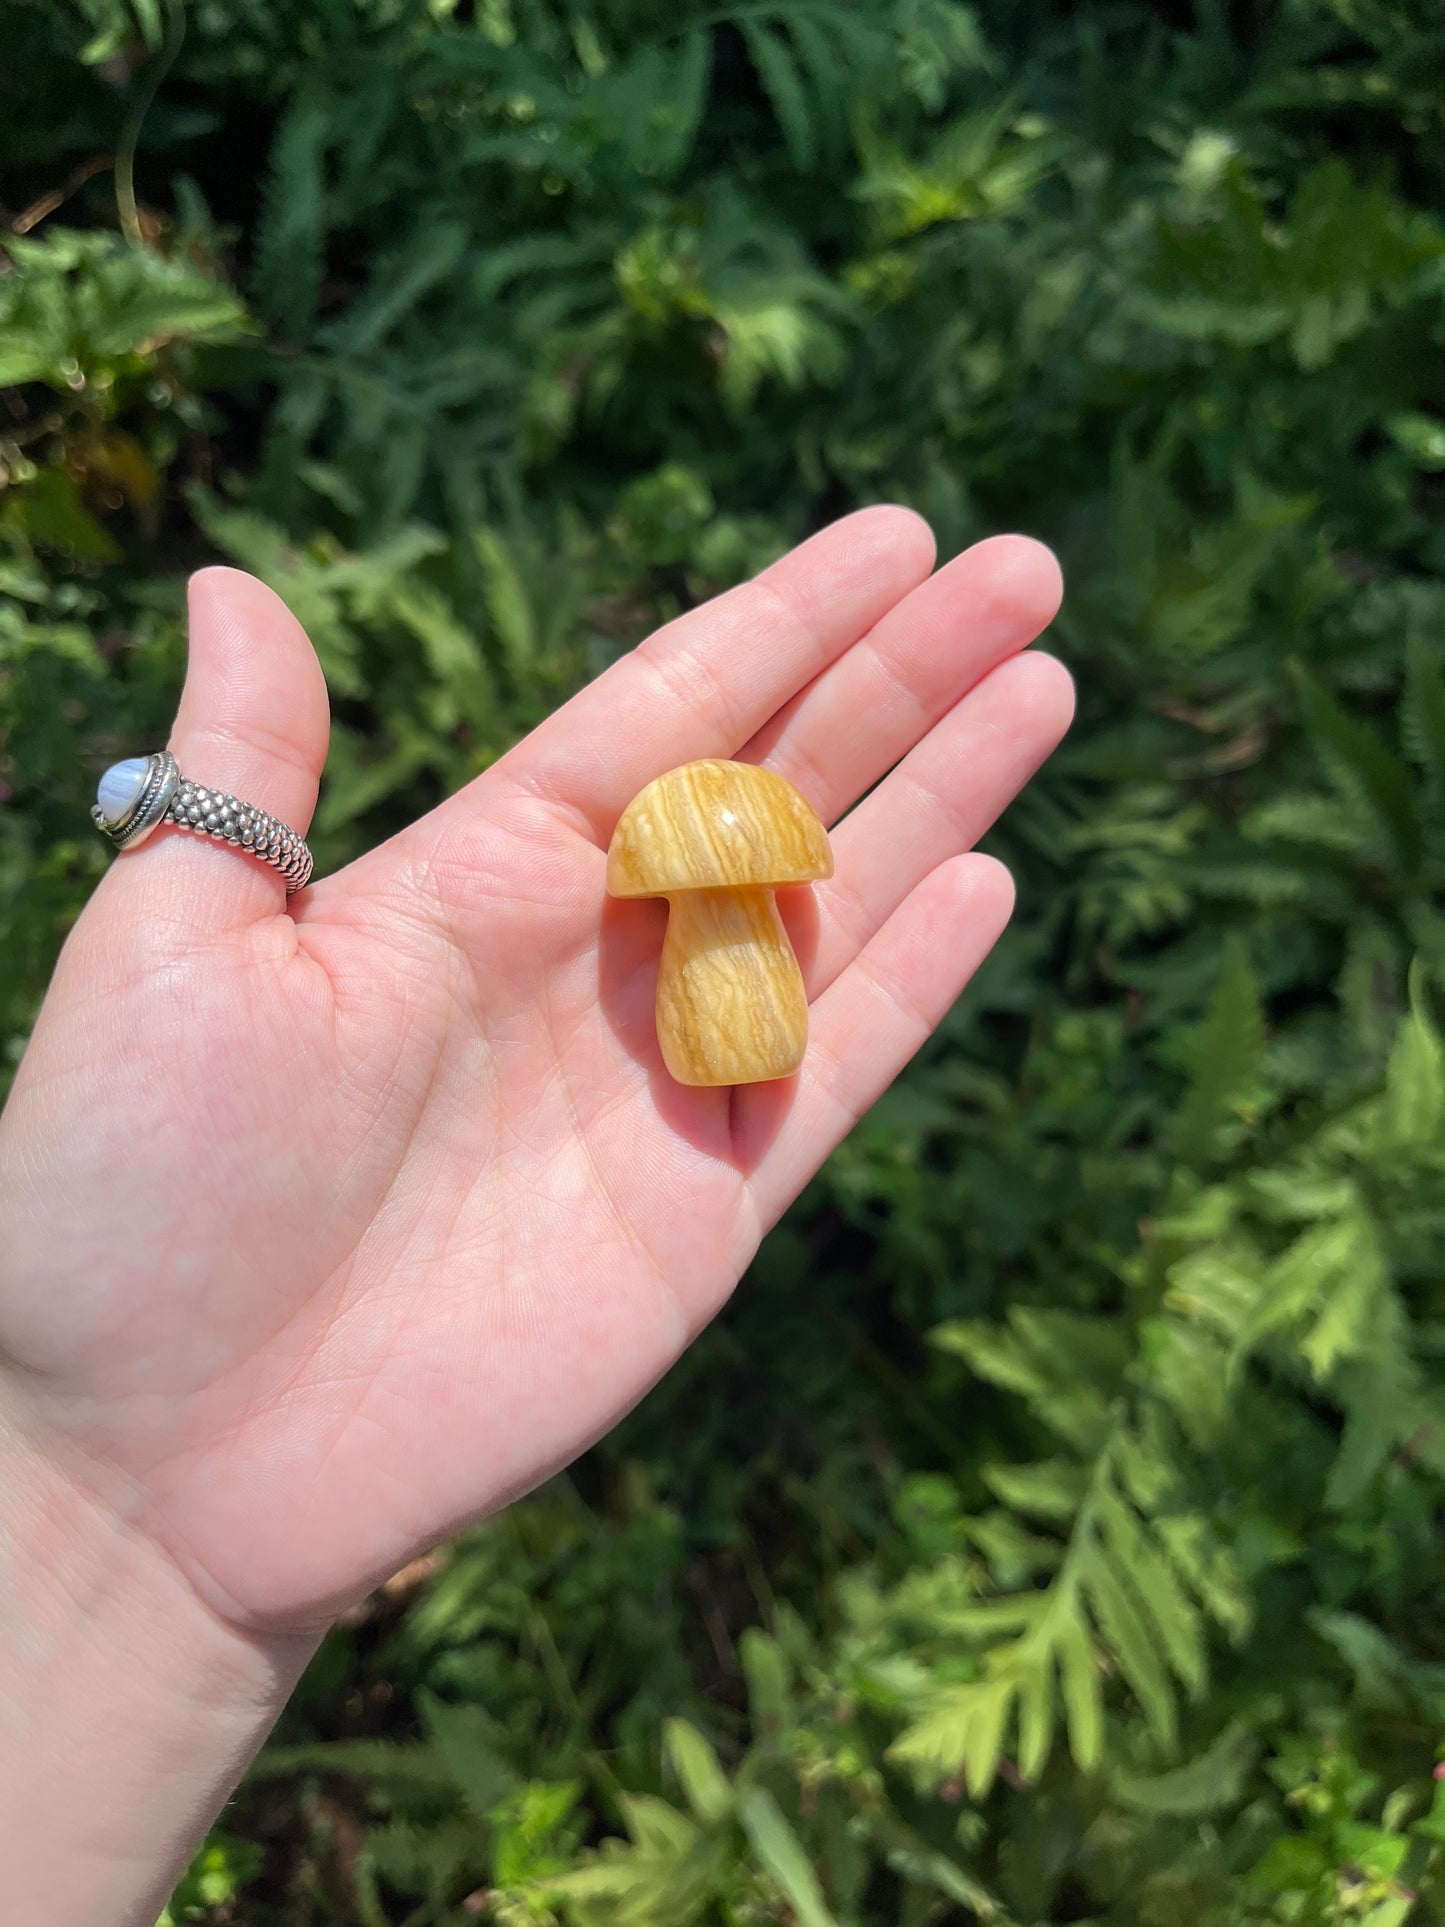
[[607, 759, 833, 898]]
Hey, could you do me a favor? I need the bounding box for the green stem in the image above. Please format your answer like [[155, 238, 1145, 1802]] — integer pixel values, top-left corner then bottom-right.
[[115, 4, 187, 244]]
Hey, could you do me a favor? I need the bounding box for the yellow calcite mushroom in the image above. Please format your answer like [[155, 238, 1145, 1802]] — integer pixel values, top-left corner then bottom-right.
[[607, 759, 834, 1086]]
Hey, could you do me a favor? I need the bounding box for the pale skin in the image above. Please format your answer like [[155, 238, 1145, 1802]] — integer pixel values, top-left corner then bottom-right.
[[0, 509, 1071, 1924]]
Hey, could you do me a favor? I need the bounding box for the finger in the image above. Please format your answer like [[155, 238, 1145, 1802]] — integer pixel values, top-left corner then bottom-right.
[[745, 853, 1016, 1222], [804, 650, 1075, 997], [489, 505, 936, 839], [741, 534, 1062, 825], [108, 568, 330, 928]]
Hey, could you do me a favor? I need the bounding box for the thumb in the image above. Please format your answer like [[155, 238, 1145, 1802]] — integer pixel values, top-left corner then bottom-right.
[[103, 567, 330, 930]]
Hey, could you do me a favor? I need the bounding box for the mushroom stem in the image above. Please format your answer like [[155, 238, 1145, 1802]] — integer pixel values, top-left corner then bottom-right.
[[657, 886, 808, 1087]]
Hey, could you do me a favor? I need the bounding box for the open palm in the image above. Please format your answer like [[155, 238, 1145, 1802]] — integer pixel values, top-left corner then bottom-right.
[[0, 509, 1069, 1633]]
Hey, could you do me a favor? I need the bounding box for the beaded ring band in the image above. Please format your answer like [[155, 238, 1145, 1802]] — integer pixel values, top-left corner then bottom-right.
[[91, 751, 314, 894]]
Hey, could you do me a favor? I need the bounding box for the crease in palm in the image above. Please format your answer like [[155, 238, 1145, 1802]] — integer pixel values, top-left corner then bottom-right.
[[0, 510, 1072, 1632]]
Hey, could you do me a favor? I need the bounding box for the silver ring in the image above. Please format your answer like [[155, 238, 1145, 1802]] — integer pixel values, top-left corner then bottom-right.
[[91, 751, 314, 894]]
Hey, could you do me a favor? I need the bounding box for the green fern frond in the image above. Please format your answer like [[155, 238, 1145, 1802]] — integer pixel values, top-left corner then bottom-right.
[[1231, 1206, 1368, 1369], [1402, 634, 1445, 806], [1078, 1537, 1178, 1749], [889, 1425, 1242, 1793], [1326, 1298, 1421, 1510], [1095, 1484, 1207, 1696], [740, 20, 817, 171], [1379, 962, 1445, 1151], [982, 1458, 1089, 1520], [1242, 791, 1375, 855], [252, 89, 329, 340], [1293, 664, 1422, 875], [1111, 1720, 1257, 1815], [1174, 937, 1266, 1162], [251, 1736, 457, 1797]]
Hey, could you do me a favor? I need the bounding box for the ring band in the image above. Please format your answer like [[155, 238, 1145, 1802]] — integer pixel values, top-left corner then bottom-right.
[[91, 751, 314, 894]]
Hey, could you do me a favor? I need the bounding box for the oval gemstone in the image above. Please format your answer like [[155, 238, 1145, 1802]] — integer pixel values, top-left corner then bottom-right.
[[96, 757, 150, 827]]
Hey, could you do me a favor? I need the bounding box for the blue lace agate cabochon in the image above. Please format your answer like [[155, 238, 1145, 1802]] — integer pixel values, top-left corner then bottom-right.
[[96, 757, 151, 827]]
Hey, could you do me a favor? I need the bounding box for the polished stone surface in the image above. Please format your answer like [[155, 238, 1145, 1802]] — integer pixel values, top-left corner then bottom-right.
[[606, 758, 832, 898], [96, 756, 150, 827], [606, 759, 832, 1085]]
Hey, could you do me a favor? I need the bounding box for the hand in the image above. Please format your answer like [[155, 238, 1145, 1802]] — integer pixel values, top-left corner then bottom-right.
[[0, 510, 1068, 1640]]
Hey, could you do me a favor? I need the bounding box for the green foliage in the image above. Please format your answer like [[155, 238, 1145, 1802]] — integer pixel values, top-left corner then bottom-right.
[[156, 1832, 263, 1923], [6, 0, 1445, 1921]]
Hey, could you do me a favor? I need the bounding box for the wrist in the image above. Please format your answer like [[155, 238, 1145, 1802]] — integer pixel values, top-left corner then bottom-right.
[[0, 1395, 319, 1927]]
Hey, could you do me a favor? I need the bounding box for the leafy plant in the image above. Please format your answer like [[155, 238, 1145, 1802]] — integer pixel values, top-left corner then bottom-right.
[[4, 0, 1445, 1921]]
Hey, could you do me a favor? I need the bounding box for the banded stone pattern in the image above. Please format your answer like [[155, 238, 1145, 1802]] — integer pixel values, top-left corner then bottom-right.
[[606, 759, 832, 1086], [607, 759, 833, 898], [166, 779, 313, 892]]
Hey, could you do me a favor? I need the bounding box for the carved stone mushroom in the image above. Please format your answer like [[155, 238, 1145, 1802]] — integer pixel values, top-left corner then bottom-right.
[[606, 759, 834, 1087]]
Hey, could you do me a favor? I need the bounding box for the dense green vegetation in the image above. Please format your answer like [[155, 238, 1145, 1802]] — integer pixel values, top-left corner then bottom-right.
[[6, 0, 1445, 1919]]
